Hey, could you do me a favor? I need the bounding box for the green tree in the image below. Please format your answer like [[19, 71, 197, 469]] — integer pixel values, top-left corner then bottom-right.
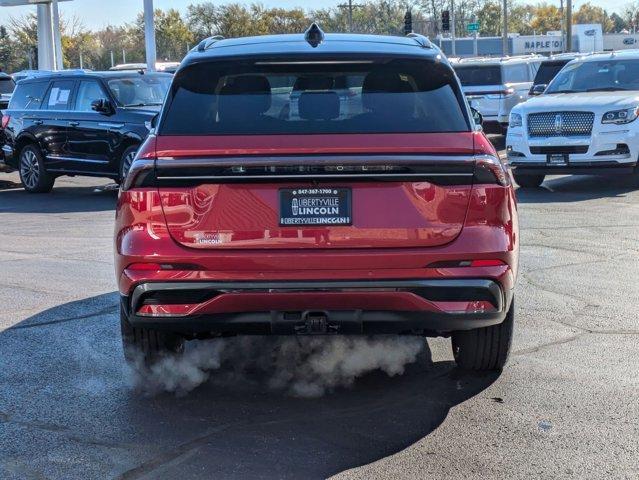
[[609, 12, 627, 32], [573, 3, 614, 32], [136, 9, 194, 61]]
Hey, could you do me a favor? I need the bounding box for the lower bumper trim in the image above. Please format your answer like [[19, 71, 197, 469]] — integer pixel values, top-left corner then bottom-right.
[[510, 161, 636, 176], [124, 279, 512, 335]]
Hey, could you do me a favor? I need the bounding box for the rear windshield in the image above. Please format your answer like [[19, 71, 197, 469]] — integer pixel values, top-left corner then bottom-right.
[[160, 59, 470, 135], [8, 81, 49, 110], [454, 65, 502, 86], [107, 74, 171, 107], [534, 61, 569, 86], [0, 77, 15, 94]]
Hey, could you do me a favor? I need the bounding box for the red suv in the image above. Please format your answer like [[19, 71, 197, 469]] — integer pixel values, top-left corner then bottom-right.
[[115, 26, 519, 371]]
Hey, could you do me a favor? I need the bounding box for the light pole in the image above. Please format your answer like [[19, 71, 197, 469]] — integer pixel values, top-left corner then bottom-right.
[[566, 0, 572, 52], [143, 0, 157, 71], [338, 0, 363, 32], [451, 0, 456, 56], [502, 0, 508, 56]]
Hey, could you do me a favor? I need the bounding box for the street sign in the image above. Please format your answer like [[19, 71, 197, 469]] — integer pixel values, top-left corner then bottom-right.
[[467, 23, 480, 32]]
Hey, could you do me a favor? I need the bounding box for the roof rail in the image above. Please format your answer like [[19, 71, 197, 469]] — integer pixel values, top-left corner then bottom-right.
[[406, 32, 433, 49], [196, 35, 224, 52]]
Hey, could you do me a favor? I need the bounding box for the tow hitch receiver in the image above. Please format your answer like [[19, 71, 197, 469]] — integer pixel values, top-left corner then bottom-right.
[[297, 311, 332, 334]]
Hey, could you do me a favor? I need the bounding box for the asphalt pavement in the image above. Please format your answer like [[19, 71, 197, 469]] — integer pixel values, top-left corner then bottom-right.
[[0, 147, 638, 479]]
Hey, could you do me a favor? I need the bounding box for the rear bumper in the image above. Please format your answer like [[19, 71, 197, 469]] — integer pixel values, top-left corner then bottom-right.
[[122, 278, 513, 336]]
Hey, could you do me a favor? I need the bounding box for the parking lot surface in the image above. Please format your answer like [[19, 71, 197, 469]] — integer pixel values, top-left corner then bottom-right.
[[1, 153, 638, 478]]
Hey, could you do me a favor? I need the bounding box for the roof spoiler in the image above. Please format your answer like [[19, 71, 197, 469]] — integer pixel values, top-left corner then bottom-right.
[[406, 33, 434, 49], [196, 35, 225, 52]]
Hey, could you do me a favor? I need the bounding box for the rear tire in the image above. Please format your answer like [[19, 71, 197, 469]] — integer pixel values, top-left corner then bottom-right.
[[513, 172, 545, 188], [119, 145, 139, 182], [451, 298, 514, 371], [19, 144, 55, 193], [120, 303, 185, 366]]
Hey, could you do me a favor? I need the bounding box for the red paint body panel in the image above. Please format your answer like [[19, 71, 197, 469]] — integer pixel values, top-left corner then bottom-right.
[[158, 182, 471, 249]]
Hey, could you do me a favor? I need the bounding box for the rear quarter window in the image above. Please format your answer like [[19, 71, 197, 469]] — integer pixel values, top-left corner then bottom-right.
[[503, 64, 530, 83], [160, 58, 470, 135], [0, 77, 15, 94], [8, 81, 49, 110]]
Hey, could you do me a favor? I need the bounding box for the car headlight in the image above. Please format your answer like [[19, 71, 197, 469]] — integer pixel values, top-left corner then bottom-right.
[[509, 113, 522, 128], [602, 107, 639, 125]]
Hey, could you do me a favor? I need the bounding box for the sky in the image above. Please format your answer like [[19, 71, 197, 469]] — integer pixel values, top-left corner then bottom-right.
[[0, 0, 626, 31]]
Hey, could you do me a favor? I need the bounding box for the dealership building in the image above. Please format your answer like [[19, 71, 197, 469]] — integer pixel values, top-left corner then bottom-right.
[[434, 24, 638, 57]]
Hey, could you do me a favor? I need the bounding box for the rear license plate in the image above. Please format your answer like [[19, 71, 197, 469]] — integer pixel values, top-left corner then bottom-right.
[[279, 188, 352, 226], [547, 153, 569, 166]]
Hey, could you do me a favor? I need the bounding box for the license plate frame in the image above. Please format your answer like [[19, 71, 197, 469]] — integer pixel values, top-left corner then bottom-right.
[[547, 153, 569, 166], [279, 188, 352, 226]]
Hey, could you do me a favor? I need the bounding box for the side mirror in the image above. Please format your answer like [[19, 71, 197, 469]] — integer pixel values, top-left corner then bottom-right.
[[470, 107, 483, 128], [529, 84, 547, 96], [145, 113, 159, 132], [91, 98, 113, 115]]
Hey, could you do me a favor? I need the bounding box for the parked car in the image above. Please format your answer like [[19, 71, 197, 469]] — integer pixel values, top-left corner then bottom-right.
[[507, 50, 639, 188], [529, 53, 584, 96], [110, 62, 180, 74], [1, 70, 171, 192], [115, 26, 519, 371], [454, 55, 543, 134], [0, 72, 15, 110]]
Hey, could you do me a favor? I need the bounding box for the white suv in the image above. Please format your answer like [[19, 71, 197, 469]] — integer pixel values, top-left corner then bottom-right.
[[454, 55, 542, 134], [507, 50, 639, 188]]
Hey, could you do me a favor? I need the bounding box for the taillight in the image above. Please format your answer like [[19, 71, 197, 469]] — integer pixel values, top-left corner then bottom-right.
[[1, 115, 10, 129], [486, 88, 515, 99], [475, 154, 511, 186]]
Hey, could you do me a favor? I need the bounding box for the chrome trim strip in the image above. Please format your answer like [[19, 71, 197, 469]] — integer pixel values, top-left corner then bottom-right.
[[46, 155, 109, 164]]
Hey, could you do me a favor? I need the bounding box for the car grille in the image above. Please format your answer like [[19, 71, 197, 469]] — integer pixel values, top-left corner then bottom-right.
[[527, 112, 594, 137]]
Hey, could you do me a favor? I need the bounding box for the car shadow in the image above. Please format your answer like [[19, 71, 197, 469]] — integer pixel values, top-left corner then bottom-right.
[[515, 174, 639, 203], [0, 182, 118, 213], [0, 293, 500, 480]]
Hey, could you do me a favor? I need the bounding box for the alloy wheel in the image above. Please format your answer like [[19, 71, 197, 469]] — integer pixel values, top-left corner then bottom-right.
[[121, 150, 137, 180], [20, 149, 40, 190]]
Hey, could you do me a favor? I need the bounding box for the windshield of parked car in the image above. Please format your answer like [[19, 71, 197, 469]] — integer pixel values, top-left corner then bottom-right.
[[160, 59, 470, 135], [454, 65, 502, 86], [107, 74, 171, 106], [533, 61, 569, 86], [545, 59, 639, 93], [0, 77, 15, 94]]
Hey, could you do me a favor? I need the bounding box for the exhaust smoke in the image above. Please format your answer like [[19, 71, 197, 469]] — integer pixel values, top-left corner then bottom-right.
[[126, 336, 425, 397]]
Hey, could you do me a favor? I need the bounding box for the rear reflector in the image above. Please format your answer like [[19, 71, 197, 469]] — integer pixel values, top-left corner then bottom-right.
[[1, 115, 9, 129], [427, 259, 505, 268], [127, 263, 201, 271]]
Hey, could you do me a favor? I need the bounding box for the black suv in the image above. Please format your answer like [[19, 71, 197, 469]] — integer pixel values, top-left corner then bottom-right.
[[0, 71, 171, 192]]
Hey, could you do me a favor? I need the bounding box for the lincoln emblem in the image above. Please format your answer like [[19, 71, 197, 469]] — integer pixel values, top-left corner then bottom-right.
[[554, 114, 563, 135]]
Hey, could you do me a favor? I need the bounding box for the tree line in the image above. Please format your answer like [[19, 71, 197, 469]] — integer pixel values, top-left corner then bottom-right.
[[0, 0, 634, 73]]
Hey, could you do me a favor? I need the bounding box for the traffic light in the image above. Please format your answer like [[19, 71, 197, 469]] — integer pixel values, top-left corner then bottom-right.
[[442, 10, 450, 32], [404, 9, 413, 35]]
